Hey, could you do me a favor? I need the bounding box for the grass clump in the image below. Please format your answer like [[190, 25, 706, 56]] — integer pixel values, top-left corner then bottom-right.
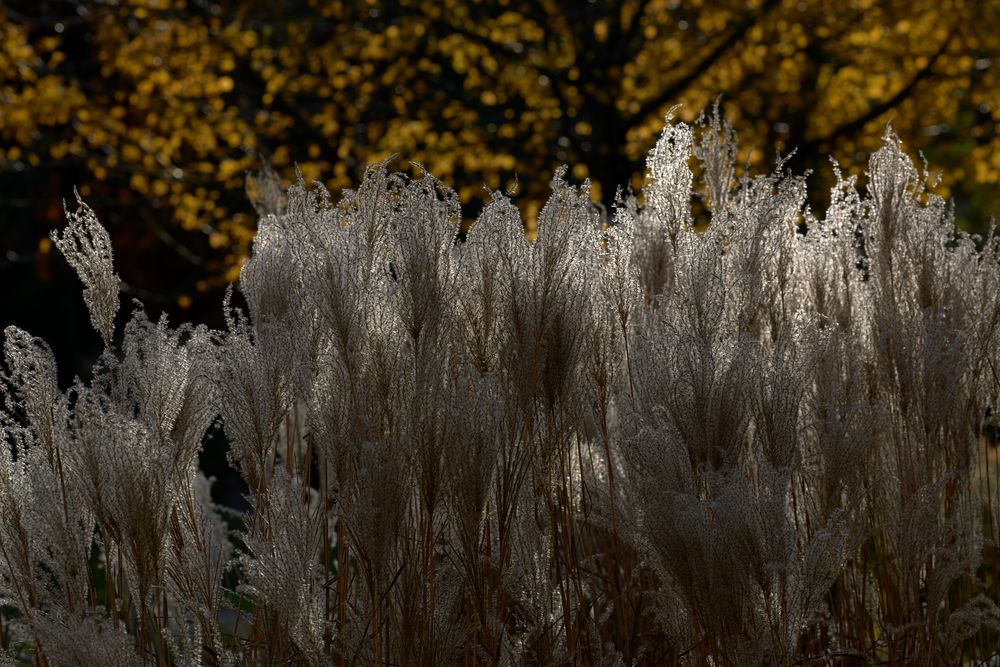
[[3, 110, 1000, 665]]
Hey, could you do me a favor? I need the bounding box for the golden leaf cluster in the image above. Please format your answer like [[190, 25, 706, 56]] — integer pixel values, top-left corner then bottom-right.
[[1, 0, 997, 292]]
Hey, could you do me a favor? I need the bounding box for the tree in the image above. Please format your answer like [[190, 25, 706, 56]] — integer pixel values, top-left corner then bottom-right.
[[2, 0, 998, 304]]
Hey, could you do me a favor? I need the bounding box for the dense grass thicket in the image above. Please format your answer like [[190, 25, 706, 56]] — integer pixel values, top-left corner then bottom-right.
[[4, 110, 1000, 665]]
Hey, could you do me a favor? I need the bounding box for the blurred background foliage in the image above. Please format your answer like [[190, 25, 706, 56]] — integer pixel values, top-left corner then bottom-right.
[[2, 0, 1000, 376]]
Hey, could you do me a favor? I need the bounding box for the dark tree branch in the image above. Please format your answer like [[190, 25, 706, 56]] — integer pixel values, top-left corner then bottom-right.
[[630, 0, 781, 127], [800, 27, 956, 153], [618, 0, 654, 56]]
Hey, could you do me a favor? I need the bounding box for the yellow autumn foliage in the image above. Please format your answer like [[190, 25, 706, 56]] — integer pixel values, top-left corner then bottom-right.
[[1, 0, 998, 288]]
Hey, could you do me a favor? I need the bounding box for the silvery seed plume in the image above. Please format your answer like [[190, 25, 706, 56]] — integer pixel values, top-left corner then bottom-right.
[[51, 191, 120, 346]]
